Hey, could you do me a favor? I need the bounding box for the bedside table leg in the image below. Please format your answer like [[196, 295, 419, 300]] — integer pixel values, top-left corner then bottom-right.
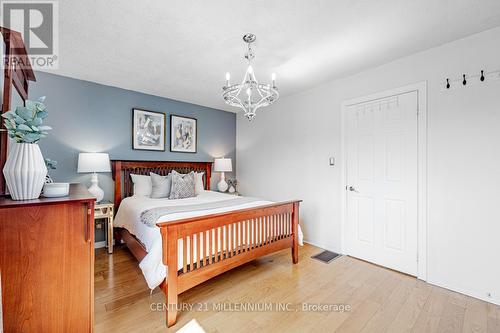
[[107, 215, 114, 254]]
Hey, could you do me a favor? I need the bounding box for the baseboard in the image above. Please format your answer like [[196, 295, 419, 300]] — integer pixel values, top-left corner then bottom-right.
[[94, 241, 106, 249], [303, 239, 342, 255], [427, 278, 500, 306], [95, 239, 116, 249]]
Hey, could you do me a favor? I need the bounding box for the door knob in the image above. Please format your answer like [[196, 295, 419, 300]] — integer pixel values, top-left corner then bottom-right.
[[348, 186, 359, 193]]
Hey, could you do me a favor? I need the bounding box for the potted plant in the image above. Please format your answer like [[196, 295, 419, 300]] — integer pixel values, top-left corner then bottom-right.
[[2, 97, 52, 200], [44, 158, 57, 183]]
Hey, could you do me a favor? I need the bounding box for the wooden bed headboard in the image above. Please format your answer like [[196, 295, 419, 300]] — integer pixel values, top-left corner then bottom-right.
[[111, 160, 212, 208]]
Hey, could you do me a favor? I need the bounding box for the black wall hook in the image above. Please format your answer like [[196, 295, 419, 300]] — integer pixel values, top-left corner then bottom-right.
[[446, 78, 450, 89], [462, 74, 467, 86], [480, 70, 485, 81]]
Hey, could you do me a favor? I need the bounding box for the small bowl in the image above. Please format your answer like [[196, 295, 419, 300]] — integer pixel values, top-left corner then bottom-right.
[[43, 182, 70, 197]]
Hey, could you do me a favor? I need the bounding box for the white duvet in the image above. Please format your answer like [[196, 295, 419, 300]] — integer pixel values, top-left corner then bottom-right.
[[114, 190, 303, 289]]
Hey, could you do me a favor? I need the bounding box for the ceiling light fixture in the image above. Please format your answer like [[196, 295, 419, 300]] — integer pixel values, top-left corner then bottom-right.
[[222, 33, 279, 121]]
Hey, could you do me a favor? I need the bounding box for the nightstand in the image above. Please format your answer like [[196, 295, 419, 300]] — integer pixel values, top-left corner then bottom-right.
[[95, 201, 114, 253]]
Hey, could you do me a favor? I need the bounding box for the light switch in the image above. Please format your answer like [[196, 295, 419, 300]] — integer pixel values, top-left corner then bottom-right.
[[329, 157, 335, 166]]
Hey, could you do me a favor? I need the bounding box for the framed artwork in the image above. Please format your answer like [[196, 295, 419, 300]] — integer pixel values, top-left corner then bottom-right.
[[132, 108, 166, 151], [170, 115, 197, 153]]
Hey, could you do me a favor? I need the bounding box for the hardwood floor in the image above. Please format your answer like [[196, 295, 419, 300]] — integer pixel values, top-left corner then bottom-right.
[[95, 244, 500, 332]]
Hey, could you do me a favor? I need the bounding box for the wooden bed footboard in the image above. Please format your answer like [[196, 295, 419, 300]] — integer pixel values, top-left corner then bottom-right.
[[157, 200, 301, 327]]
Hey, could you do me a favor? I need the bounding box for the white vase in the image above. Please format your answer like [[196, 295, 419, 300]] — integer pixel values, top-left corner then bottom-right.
[[3, 143, 47, 200]]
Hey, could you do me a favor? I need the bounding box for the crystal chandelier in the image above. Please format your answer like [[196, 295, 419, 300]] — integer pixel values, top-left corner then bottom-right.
[[222, 33, 279, 120]]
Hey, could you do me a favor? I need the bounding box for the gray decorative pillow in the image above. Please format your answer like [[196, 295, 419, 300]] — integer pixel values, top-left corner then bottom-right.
[[169, 170, 196, 199], [150, 172, 172, 198]]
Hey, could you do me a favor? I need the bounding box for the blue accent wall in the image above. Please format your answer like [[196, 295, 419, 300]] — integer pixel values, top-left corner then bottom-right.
[[29, 71, 235, 211]]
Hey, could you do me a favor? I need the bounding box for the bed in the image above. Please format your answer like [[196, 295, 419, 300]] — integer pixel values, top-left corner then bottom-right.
[[111, 160, 302, 327]]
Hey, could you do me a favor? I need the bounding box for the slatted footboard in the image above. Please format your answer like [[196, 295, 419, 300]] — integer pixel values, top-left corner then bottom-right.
[[157, 200, 301, 327]]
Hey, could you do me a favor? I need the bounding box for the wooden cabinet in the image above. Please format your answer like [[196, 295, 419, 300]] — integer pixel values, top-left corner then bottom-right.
[[0, 184, 95, 333]]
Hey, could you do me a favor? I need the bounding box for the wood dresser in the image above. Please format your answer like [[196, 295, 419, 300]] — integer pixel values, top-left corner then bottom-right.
[[0, 183, 95, 333]]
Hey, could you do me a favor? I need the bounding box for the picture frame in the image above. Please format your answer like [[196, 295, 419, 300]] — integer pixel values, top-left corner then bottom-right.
[[132, 108, 166, 151], [170, 114, 197, 153]]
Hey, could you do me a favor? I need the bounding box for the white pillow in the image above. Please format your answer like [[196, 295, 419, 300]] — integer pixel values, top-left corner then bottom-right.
[[130, 174, 152, 197], [195, 172, 205, 194], [150, 172, 172, 198]]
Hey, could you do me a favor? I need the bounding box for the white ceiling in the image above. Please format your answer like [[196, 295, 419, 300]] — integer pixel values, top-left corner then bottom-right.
[[46, 0, 500, 112]]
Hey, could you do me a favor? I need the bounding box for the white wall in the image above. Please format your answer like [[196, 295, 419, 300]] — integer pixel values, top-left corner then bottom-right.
[[237, 27, 500, 304]]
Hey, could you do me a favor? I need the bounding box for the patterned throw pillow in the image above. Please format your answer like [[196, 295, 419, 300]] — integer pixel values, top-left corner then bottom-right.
[[169, 170, 196, 199]]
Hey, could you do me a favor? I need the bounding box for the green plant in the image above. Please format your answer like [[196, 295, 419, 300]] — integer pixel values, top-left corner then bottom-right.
[[45, 158, 57, 183], [45, 158, 57, 170], [1, 96, 51, 143]]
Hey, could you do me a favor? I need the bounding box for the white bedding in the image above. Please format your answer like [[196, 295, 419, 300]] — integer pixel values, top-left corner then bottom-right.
[[114, 190, 303, 289]]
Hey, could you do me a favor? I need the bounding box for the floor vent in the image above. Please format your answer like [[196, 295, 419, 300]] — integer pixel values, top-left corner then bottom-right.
[[311, 250, 341, 264]]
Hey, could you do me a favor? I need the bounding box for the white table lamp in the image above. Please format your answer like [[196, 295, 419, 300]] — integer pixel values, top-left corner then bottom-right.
[[214, 157, 232, 192], [77, 153, 111, 202]]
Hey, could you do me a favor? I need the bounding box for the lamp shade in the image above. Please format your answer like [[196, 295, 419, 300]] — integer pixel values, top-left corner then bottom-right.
[[214, 158, 232, 172], [77, 153, 111, 173]]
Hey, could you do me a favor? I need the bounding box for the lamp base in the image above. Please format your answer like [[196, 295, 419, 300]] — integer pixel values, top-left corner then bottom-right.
[[217, 179, 228, 192], [88, 173, 104, 202], [217, 171, 229, 192]]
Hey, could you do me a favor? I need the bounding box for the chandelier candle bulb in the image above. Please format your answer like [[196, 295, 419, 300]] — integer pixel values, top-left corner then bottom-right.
[[225, 72, 230, 85]]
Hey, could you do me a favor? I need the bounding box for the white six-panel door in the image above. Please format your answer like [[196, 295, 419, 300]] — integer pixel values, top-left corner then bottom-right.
[[346, 91, 418, 276]]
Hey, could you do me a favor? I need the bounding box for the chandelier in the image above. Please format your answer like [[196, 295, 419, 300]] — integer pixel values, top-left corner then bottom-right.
[[222, 33, 279, 120]]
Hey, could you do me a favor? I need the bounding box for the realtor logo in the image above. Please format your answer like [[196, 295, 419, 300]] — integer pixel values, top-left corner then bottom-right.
[[1, 0, 59, 68]]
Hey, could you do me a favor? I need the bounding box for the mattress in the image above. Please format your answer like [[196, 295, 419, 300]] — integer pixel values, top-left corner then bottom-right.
[[114, 190, 303, 289]]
